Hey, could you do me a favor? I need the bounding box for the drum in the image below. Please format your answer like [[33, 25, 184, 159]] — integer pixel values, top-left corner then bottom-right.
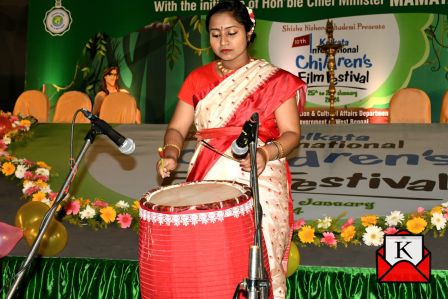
[[138, 180, 262, 298]]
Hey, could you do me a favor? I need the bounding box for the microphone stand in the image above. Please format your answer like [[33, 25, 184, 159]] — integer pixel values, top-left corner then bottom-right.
[[233, 113, 269, 299], [5, 124, 103, 299]]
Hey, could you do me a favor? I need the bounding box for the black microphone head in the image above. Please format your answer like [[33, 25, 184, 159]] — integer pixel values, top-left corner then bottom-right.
[[81, 108, 96, 120], [250, 112, 259, 122], [231, 139, 248, 157]]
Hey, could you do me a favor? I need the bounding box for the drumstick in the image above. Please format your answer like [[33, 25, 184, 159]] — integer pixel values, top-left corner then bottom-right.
[[158, 147, 165, 171]]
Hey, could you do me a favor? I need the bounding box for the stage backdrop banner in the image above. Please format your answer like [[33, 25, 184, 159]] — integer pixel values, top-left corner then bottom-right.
[[10, 124, 446, 221], [25, 1, 447, 123]]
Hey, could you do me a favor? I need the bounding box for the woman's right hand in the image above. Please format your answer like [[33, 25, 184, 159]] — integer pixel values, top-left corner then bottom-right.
[[157, 157, 178, 178]]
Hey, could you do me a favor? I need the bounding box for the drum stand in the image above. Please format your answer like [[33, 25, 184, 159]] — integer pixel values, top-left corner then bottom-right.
[[233, 113, 270, 299], [5, 124, 103, 299]]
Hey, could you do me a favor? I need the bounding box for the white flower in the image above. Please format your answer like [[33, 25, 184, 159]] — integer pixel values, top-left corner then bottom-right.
[[431, 213, 447, 231], [362, 225, 384, 246], [115, 200, 129, 209], [2, 136, 11, 145], [317, 216, 332, 229], [441, 201, 448, 208], [385, 210, 404, 226], [15, 164, 28, 179], [40, 185, 52, 194], [79, 205, 96, 220], [35, 167, 50, 177], [22, 181, 35, 193], [41, 198, 52, 206]]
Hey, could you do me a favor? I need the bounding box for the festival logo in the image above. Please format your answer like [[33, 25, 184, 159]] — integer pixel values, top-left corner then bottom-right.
[[268, 14, 430, 112], [43, 5, 72, 36], [269, 15, 400, 107], [376, 231, 431, 283]]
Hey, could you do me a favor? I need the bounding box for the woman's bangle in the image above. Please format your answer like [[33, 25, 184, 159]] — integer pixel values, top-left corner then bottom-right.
[[163, 143, 181, 158], [258, 146, 269, 162], [271, 140, 284, 159]]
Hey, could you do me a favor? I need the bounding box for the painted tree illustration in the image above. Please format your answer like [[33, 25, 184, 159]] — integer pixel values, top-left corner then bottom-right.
[[50, 32, 119, 103], [79, 33, 121, 99], [424, 14, 448, 80], [121, 16, 209, 123], [51, 16, 210, 123]]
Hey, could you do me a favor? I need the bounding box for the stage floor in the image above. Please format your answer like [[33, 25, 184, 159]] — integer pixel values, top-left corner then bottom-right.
[[7, 123, 448, 222], [2, 176, 448, 269]]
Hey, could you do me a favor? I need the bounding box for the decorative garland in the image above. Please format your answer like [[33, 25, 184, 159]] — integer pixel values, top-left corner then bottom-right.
[[1, 110, 447, 248], [292, 206, 447, 248]]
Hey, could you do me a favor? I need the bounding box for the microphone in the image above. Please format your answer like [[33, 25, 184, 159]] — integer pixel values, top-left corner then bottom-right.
[[231, 112, 258, 157], [81, 109, 136, 155]]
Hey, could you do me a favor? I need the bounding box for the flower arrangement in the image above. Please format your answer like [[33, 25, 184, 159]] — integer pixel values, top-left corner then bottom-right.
[[2, 110, 448, 244], [1, 154, 140, 231], [293, 205, 448, 248], [62, 198, 140, 230], [0, 111, 35, 155], [0, 111, 140, 231]]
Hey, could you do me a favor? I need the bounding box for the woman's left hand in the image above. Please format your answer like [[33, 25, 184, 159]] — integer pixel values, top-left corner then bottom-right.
[[239, 148, 268, 176]]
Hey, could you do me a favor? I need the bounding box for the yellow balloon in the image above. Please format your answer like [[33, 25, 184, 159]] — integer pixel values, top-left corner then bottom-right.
[[23, 218, 68, 256], [15, 201, 50, 230], [286, 242, 300, 277]]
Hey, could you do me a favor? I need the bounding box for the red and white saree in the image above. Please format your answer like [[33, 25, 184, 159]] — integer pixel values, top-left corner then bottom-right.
[[178, 59, 306, 298]]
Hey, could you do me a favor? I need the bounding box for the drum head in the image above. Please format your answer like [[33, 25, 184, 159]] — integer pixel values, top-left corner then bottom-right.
[[141, 181, 251, 212]]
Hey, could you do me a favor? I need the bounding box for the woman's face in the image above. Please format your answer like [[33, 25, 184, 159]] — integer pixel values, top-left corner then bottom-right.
[[104, 69, 118, 87], [209, 12, 250, 63]]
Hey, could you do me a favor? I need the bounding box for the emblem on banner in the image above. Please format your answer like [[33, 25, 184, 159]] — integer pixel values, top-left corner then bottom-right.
[[43, 1, 72, 36], [376, 230, 431, 283]]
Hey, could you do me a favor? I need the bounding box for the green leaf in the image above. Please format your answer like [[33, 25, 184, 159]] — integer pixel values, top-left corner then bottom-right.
[[190, 15, 198, 26]]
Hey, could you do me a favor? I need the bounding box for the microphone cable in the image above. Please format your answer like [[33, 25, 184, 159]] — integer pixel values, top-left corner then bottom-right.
[[69, 109, 85, 169]]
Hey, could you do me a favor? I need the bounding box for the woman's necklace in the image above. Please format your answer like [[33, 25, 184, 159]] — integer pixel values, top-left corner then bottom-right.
[[217, 58, 255, 75], [216, 60, 232, 75]]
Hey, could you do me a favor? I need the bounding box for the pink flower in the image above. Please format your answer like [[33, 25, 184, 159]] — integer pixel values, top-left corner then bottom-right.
[[49, 192, 57, 201], [24, 186, 39, 196], [93, 199, 108, 208], [320, 232, 337, 247], [34, 175, 49, 182], [65, 200, 80, 215], [24, 171, 34, 180], [384, 227, 398, 235], [417, 207, 425, 214], [341, 217, 354, 230], [23, 159, 34, 166], [293, 218, 305, 230], [117, 213, 132, 228]]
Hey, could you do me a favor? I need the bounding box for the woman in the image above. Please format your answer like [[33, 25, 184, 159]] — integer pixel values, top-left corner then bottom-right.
[[92, 66, 128, 115], [157, 0, 306, 297]]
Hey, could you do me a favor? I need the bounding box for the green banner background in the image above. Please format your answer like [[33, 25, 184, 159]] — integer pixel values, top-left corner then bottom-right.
[[27, 1, 447, 123]]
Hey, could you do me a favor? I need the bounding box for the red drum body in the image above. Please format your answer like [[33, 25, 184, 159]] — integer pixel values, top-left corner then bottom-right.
[[139, 181, 257, 298]]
